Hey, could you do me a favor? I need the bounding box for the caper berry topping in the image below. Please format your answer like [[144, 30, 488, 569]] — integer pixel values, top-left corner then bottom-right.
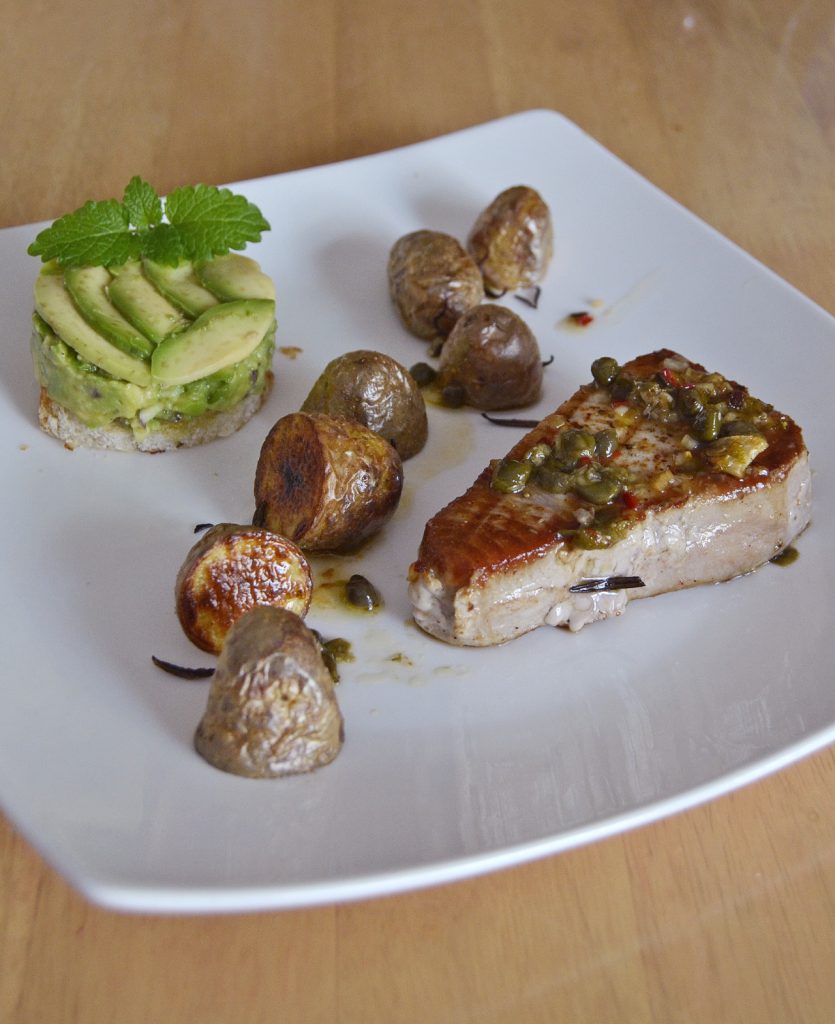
[[533, 460, 574, 493], [491, 459, 533, 493], [524, 442, 552, 466], [610, 373, 634, 402], [556, 428, 596, 468], [573, 526, 615, 550], [409, 362, 437, 387], [676, 388, 704, 419], [345, 574, 382, 612], [591, 356, 620, 388], [700, 405, 724, 441], [441, 383, 465, 407], [572, 466, 624, 505], [594, 428, 619, 460]]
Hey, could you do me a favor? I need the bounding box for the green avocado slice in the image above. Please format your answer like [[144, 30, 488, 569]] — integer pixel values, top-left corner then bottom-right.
[[34, 270, 152, 387], [195, 253, 276, 301], [64, 266, 155, 360], [143, 260, 219, 317], [108, 262, 191, 343], [151, 298, 275, 385]]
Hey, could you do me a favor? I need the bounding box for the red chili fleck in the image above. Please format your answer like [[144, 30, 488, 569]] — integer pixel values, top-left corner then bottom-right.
[[569, 311, 594, 326], [622, 491, 639, 510], [659, 368, 681, 388], [578, 455, 593, 465]]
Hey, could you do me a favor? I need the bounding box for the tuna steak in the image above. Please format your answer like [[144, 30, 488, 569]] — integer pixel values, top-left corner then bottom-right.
[[408, 350, 811, 646]]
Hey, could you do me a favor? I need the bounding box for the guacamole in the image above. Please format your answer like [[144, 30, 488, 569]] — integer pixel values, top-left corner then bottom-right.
[[32, 313, 275, 440]]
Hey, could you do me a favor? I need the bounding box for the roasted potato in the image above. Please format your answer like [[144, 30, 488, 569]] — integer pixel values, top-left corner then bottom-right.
[[435, 303, 543, 410], [254, 412, 403, 551], [175, 523, 313, 655], [194, 606, 344, 778], [388, 229, 484, 341], [301, 349, 428, 459], [467, 186, 553, 293]]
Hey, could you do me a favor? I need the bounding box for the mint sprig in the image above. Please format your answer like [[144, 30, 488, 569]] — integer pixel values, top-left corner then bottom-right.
[[123, 176, 163, 232], [28, 176, 270, 268]]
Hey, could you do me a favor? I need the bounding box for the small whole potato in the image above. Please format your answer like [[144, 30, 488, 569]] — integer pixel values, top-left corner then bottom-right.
[[435, 303, 543, 410], [467, 185, 553, 293], [194, 606, 344, 778], [388, 229, 484, 341], [175, 523, 313, 654], [301, 349, 428, 459], [254, 412, 403, 551]]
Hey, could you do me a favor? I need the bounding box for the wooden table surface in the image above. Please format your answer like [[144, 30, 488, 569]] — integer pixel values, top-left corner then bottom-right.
[[2, 1, 833, 1020]]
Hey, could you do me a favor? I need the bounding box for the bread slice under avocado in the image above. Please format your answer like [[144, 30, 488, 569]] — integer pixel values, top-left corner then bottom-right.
[[37, 372, 273, 453]]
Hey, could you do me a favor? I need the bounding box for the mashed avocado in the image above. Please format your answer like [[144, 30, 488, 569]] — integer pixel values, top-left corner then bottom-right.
[[32, 313, 275, 438]]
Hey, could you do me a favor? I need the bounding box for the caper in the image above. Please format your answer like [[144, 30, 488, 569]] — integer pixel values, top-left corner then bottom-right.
[[591, 356, 620, 388], [409, 362, 437, 387], [345, 574, 382, 612], [524, 442, 552, 466], [610, 374, 634, 402], [700, 405, 724, 442], [441, 383, 466, 407], [572, 466, 624, 505], [533, 460, 573, 493], [491, 459, 533, 493], [594, 428, 619, 460], [555, 428, 596, 468], [572, 526, 615, 550], [676, 389, 704, 420]]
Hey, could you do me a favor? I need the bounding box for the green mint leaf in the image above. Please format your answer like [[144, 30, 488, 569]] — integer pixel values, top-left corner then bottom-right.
[[164, 184, 271, 261], [140, 223, 185, 265], [28, 179, 270, 267], [123, 176, 162, 232], [27, 199, 139, 267]]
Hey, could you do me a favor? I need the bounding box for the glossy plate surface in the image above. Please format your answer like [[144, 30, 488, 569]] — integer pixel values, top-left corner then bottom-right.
[[1, 110, 832, 913]]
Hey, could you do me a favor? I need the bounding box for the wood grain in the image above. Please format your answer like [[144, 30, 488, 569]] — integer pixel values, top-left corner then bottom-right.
[[1, 0, 833, 1020]]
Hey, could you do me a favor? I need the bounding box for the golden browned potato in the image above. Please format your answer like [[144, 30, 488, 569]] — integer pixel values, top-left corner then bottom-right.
[[301, 350, 428, 459], [175, 523, 313, 654], [194, 606, 344, 778], [466, 185, 553, 293], [388, 229, 484, 341], [435, 303, 543, 410], [254, 412, 403, 551]]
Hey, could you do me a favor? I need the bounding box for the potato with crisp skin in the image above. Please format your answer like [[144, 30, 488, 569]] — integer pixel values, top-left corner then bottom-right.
[[467, 185, 553, 293], [301, 349, 428, 459], [254, 412, 403, 551], [388, 229, 484, 341], [175, 523, 312, 654], [194, 606, 344, 778], [436, 303, 543, 411]]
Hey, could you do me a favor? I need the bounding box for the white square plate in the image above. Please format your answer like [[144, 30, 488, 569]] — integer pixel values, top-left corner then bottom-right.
[[1, 110, 832, 913]]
